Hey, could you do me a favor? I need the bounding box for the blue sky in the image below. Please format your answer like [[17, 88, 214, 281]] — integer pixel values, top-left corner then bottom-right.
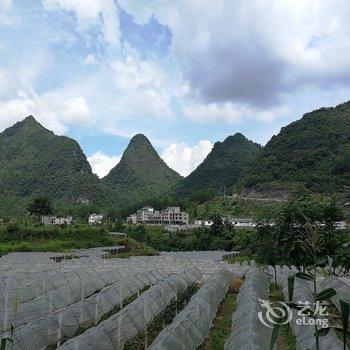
[[1, 1, 350, 177]]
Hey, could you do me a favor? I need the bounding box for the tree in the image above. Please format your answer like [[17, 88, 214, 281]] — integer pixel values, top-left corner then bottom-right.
[[210, 216, 224, 236], [253, 224, 279, 285], [321, 196, 343, 256], [252, 189, 345, 267], [28, 197, 53, 218], [131, 225, 148, 243]]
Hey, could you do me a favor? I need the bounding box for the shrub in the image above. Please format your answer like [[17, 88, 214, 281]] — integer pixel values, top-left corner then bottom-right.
[[6, 222, 19, 233]]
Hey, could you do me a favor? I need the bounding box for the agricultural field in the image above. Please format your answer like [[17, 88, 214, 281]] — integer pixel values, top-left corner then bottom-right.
[[0, 249, 349, 349]]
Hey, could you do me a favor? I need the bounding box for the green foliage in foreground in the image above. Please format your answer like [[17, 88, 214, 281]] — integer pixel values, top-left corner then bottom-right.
[[269, 284, 297, 350], [252, 189, 349, 268]]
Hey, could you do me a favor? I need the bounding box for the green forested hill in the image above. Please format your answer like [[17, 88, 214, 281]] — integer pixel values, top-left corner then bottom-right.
[[172, 133, 261, 201], [103, 134, 182, 205], [0, 116, 116, 216], [240, 102, 350, 195]]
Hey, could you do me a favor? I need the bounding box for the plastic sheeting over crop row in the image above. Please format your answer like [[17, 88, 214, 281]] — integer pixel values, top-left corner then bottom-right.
[[0, 250, 238, 282], [149, 268, 233, 350], [229, 260, 255, 277], [0, 266, 142, 333], [322, 276, 350, 314], [224, 268, 271, 350], [273, 266, 346, 350], [0, 266, 137, 310], [2, 269, 169, 350], [58, 268, 202, 350], [289, 278, 345, 350]]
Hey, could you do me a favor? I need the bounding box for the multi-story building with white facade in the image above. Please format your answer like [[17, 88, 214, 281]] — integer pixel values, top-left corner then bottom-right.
[[132, 207, 189, 225], [41, 216, 73, 225], [88, 213, 104, 225]]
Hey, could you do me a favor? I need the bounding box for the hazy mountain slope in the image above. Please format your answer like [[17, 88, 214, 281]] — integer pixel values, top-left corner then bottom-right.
[[0, 116, 116, 211], [173, 133, 261, 200], [103, 134, 182, 204], [240, 102, 350, 195]]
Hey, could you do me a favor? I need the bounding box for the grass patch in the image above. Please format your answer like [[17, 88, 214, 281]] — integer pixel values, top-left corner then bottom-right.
[[198, 291, 237, 350], [225, 255, 250, 264], [269, 283, 296, 350], [0, 239, 79, 255], [124, 284, 199, 349], [0, 226, 158, 257], [106, 246, 159, 259]]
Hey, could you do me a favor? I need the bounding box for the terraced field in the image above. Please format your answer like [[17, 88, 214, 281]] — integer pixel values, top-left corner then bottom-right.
[[0, 249, 349, 349]]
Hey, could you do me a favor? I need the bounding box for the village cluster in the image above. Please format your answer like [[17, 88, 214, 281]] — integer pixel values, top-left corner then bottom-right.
[[40, 206, 347, 232]]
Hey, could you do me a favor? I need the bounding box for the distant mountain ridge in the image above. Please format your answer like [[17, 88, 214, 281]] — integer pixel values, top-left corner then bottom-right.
[[173, 133, 261, 200], [102, 133, 182, 205], [0, 116, 116, 214], [1, 100, 349, 219], [240, 101, 350, 196]]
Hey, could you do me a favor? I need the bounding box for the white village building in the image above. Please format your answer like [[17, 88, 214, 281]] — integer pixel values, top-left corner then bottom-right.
[[194, 218, 255, 229], [88, 213, 104, 225], [335, 221, 347, 230], [230, 218, 256, 229], [194, 220, 214, 227], [41, 216, 73, 225], [130, 207, 189, 225]]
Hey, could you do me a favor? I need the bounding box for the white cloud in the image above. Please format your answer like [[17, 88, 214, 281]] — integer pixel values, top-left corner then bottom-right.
[[183, 102, 290, 124], [87, 151, 121, 178], [111, 49, 173, 120], [60, 97, 92, 124], [83, 54, 97, 65], [120, 0, 350, 108], [161, 140, 213, 176], [0, 0, 18, 26], [0, 69, 93, 134], [43, 0, 120, 45], [0, 94, 68, 134], [0, 68, 22, 100]]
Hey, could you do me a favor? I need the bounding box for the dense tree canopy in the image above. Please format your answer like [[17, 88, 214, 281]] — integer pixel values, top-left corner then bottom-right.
[[28, 196, 53, 217], [103, 134, 182, 207], [252, 189, 347, 267], [0, 116, 117, 217], [173, 133, 261, 200], [241, 102, 350, 195]]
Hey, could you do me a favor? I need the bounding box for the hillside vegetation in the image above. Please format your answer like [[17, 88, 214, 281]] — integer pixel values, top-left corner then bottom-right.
[[0, 223, 157, 256], [103, 134, 182, 206], [0, 116, 117, 216], [194, 196, 279, 220], [240, 102, 350, 195], [173, 133, 261, 201]]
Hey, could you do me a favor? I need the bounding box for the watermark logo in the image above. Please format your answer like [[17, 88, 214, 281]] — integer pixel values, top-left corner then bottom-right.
[[258, 299, 292, 328], [258, 299, 329, 328]]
